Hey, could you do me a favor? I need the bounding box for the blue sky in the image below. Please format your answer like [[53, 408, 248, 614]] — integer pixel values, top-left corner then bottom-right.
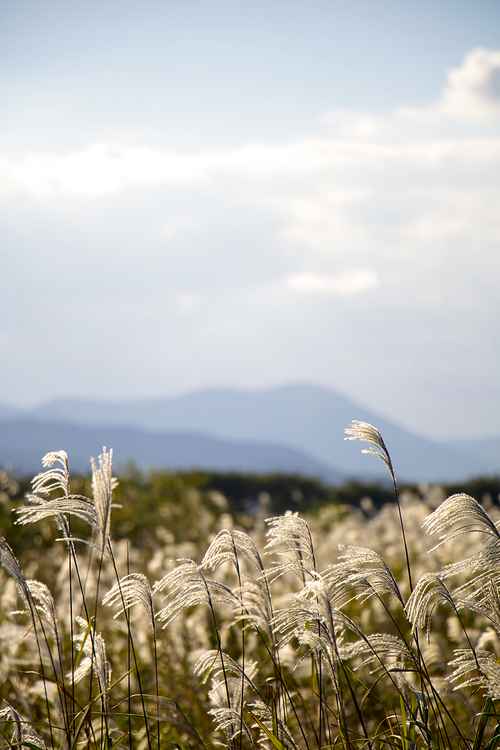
[[1, 0, 500, 440]]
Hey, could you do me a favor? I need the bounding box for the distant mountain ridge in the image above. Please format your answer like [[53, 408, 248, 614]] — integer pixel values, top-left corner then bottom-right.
[[0, 384, 497, 481], [0, 418, 344, 480]]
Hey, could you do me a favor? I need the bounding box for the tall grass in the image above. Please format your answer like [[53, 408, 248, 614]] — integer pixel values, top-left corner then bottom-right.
[[0, 423, 500, 748]]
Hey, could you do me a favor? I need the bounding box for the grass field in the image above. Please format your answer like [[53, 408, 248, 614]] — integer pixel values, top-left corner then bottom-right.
[[0, 422, 500, 749]]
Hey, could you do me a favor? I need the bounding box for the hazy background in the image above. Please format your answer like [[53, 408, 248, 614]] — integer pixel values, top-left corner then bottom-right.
[[1, 0, 500, 441]]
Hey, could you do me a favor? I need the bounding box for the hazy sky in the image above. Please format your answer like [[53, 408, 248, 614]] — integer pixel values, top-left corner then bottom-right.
[[1, 0, 500, 440]]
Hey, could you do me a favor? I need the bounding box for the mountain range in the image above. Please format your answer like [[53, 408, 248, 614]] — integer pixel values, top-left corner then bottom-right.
[[0, 384, 497, 482]]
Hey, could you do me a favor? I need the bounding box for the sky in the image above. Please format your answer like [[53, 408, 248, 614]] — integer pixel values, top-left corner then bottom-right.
[[1, 0, 500, 441]]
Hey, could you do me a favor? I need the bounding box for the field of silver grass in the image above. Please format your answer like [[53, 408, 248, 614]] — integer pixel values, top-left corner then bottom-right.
[[0, 422, 499, 749]]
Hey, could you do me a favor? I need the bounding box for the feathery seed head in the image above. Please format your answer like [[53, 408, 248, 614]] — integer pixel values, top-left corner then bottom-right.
[[208, 705, 254, 744], [323, 545, 404, 605], [32, 451, 70, 497], [249, 702, 300, 750], [0, 703, 46, 750], [423, 493, 500, 544], [345, 420, 394, 479], [405, 572, 456, 638], [272, 574, 346, 657], [154, 559, 240, 627], [264, 512, 316, 580], [26, 580, 59, 641], [103, 573, 155, 632], [202, 529, 265, 574], [195, 649, 258, 691], [69, 616, 111, 708], [448, 648, 500, 699], [234, 581, 273, 636], [17, 448, 117, 554], [0, 538, 31, 612], [91, 448, 117, 554]]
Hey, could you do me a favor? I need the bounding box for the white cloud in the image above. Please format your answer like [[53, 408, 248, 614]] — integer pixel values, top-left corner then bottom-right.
[[2, 48, 500, 437], [0, 142, 210, 198], [398, 48, 500, 122], [318, 108, 389, 139], [286, 269, 379, 295], [2, 134, 499, 204], [0, 138, 378, 198], [2, 45, 500, 202], [320, 49, 500, 134]]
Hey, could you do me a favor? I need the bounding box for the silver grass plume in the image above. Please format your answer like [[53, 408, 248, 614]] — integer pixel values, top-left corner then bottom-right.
[[207, 703, 255, 747], [69, 616, 111, 709], [202, 530, 275, 636], [446, 545, 500, 591], [17, 448, 117, 555], [103, 573, 155, 633], [153, 559, 240, 628], [249, 701, 300, 750], [344, 420, 394, 481], [32, 451, 70, 497], [234, 581, 274, 637], [201, 657, 257, 746], [423, 494, 500, 586], [26, 580, 59, 642], [345, 421, 416, 596], [264, 512, 316, 582], [272, 575, 346, 686], [405, 573, 458, 638], [201, 529, 265, 574], [448, 648, 500, 699], [424, 493, 500, 546], [298, 576, 339, 645], [459, 579, 500, 633], [322, 545, 403, 606], [22, 451, 73, 541], [0, 703, 46, 750], [208, 709, 254, 746], [272, 579, 339, 649], [91, 448, 117, 554], [17, 495, 107, 554], [342, 633, 414, 672], [0, 538, 32, 614], [195, 649, 259, 694]]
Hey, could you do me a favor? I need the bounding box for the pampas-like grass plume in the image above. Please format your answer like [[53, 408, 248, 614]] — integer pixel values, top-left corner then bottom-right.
[[0, 537, 32, 612], [194, 649, 259, 693], [424, 493, 500, 545], [448, 648, 500, 699], [323, 545, 404, 606], [32, 451, 70, 497], [90, 449, 117, 554], [103, 573, 155, 633], [25, 580, 60, 642], [249, 702, 300, 750], [344, 420, 394, 480], [0, 703, 46, 749], [405, 572, 457, 637], [17, 448, 117, 555], [69, 616, 111, 709], [264, 511, 316, 582], [201, 529, 265, 574], [153, 559, 240, 627], [423, 493, 500, 586]]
